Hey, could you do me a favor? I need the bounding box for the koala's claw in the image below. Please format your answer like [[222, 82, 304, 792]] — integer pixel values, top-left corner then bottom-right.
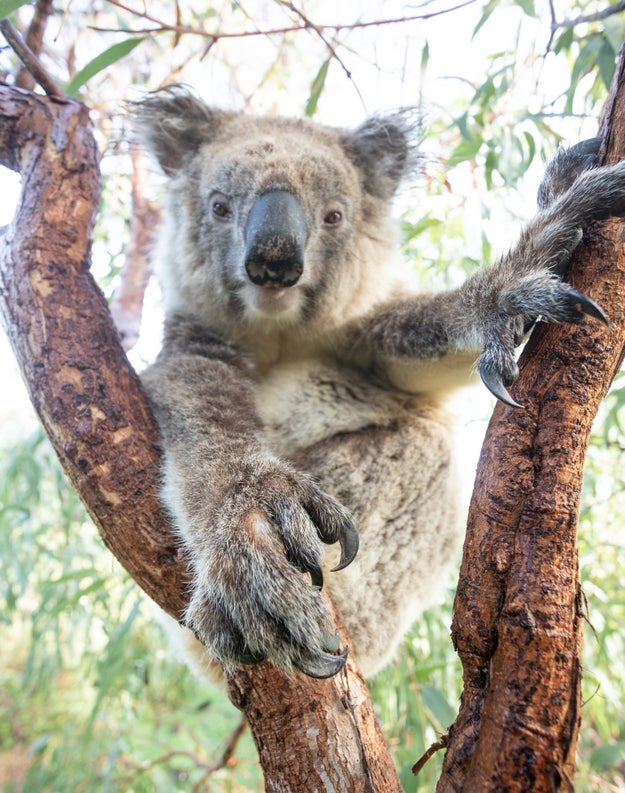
[[479, 283, 609, 408], [308, 563, 324, 589], [332, 521, 360, 572], [562, 288, 610, 327], [295, 645, 349, 679], [479, 362, 523, 408]]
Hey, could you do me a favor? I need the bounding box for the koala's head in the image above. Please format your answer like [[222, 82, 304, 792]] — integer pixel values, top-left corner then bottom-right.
[[134, 86, 419, 340]]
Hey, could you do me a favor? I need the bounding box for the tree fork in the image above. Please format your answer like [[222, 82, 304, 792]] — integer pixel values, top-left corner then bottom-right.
[[435, 45, 625, 792], [0, 84, 401, 792]]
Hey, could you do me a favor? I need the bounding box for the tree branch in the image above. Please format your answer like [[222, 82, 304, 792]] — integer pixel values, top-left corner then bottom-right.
[[435, 43, 625, 793], [14, 0, 55, 91], [0, 18, 61, 97], [109, 149, 160, 351], [98, 0, 480, 40]]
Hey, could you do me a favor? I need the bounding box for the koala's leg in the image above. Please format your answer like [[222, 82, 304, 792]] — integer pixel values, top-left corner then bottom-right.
[[291, 403, 460, 678], [142, 315, 358, 678], [349, 155, 625, 405]]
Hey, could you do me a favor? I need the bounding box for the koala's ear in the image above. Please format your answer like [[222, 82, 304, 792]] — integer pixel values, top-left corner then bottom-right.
[[342, 110, 421, 199], [131, 85, 230, 174]]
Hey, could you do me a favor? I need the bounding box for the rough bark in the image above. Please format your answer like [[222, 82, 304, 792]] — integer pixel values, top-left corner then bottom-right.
[[435, 45, 625, 792], [0, 84, 401, 792]]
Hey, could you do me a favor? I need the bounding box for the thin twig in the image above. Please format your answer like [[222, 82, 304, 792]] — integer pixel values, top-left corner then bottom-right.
[[412, 733, 449, 776], [0, 18, 62, 98], [99, 0, 480, 41], [554, 0, 625, 29]]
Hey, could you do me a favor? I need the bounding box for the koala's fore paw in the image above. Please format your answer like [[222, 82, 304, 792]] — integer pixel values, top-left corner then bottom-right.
[[185, 470, 358, 679], [478, 276, 609, 407]]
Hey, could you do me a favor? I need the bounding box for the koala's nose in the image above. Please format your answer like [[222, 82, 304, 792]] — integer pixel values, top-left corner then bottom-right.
[[244, 191, 307, 287]]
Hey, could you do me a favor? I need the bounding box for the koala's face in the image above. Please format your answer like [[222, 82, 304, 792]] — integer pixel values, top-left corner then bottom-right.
[[188, 122, 365, 324], [137, 89, 416, 332]]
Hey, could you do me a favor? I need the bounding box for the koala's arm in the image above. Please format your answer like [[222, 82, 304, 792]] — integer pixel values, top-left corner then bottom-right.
[[141, 315, 357, 678], [347, 145, 625, 404]]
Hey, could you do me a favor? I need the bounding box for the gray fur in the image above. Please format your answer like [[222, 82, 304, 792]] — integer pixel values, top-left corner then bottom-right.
[[133, 87, 625, 677]]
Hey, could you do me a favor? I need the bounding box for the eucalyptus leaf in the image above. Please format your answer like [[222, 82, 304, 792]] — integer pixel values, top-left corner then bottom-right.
[[305, 57, 330, 117], [0, 0, 30, 19], [66, 37, 146, 96]]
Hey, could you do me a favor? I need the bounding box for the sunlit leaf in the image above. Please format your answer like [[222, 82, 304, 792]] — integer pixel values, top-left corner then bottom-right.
[[515, 0, 537, 17], [66, 37, 146, 96], [472, 0, 497, 38], [305, 57, 330, 118], [447, 137, 482, 167]]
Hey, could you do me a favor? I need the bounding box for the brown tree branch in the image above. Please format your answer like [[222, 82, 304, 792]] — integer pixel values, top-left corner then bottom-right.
[[435, 44, 625, 793], [14, 0, 55, 91], [0, 84, 401, 792], [0, 18, 61, 97], [109, 149, 160, 351]]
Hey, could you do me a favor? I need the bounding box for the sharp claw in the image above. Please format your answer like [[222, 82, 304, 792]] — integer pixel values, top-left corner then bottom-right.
[[565, 288, 611, 327], [294, 646, 349, 679], [308, 564, 324, 589], [331, 519, 359, 572], [479, 363, 524, 408]]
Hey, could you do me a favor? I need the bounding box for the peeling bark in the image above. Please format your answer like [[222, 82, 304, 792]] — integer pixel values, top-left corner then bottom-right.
[[0, 84, 401, 793], [435, 45, 625, 793]]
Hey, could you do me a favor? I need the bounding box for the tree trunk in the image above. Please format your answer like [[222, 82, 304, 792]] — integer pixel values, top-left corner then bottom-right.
[[0, 85, 401, 792], [436, 44, 625, 793]]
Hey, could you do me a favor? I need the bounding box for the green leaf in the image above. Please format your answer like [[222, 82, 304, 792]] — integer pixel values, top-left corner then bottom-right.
[[447, 136, 482, 168], [305, 57, 330, 118], [515, 0, 536, 17], [523, 130, 536, 166], [590, 742, 625, 771], [597, 37, 616, 92], [0, 0, 30, 18], [421, 684, 456, 728], [472, 0, 497, 38], [66, 37, 146, 96]]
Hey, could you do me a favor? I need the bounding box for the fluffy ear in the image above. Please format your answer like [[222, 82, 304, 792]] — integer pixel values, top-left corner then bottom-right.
[[131, 85, 230, 174], [342, 110, 421, 199]]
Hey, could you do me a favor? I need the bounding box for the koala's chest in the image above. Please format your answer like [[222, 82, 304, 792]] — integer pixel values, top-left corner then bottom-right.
[[255, 359, 410, 456]]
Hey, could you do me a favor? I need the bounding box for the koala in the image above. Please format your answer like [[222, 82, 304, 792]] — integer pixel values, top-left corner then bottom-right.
[[134, 86, 625, 679]]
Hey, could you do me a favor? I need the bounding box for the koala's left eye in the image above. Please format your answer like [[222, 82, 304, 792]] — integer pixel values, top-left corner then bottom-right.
[[212, 200, 233, 221], [323, 209, 343, 227]]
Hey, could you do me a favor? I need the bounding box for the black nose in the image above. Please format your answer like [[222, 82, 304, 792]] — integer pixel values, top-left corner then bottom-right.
[[244, 191, 307, 287]]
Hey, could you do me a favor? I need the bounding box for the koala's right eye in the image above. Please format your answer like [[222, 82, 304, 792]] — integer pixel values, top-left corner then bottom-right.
[[212, 200, 233, 221]]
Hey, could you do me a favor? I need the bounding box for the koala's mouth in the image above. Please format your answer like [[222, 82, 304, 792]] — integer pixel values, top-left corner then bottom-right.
[[240, 281, 303, 319]]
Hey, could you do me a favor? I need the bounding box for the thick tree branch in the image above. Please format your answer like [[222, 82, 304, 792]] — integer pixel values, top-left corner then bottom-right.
[[435, 44, 625, 793], [0, 84, 401, 792]]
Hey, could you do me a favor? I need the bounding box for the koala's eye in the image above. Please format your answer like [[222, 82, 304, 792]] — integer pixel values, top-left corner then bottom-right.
[[212, 200, 233, 221], [323, 209, 343, 227]]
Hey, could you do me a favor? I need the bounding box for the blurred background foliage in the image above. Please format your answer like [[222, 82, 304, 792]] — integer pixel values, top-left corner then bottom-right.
[[1, 0, 625, 790]]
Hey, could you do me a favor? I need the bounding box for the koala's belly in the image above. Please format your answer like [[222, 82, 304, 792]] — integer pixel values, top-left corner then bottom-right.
[[256, 359, 415, 457]]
